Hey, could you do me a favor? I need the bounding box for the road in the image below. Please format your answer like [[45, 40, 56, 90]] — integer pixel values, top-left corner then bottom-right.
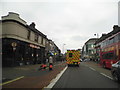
[[52, 62, 120, 88]]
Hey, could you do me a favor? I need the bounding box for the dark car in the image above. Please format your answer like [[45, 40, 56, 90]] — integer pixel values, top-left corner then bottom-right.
[[111, 61, 120, 82]]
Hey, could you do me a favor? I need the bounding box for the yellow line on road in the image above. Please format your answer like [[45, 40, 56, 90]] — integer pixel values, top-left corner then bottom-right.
[[0, 76, 24, 86]]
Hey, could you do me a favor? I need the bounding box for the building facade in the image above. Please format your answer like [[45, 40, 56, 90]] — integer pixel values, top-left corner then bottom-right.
[[1, 12, 47, 67], [48, 40, 61, 62], [95, 25, 120, 62], [82, 38, 98, 60]]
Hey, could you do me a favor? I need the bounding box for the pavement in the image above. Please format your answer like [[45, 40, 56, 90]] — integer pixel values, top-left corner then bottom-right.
[[2, 61, 66, 89]]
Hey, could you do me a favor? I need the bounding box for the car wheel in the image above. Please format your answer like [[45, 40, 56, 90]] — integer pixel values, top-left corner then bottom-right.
[[113, 72, 119, 82]]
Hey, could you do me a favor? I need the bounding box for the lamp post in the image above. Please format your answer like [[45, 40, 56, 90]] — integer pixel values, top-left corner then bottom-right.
[[11, 42, 17, 66], [94, 33, 99, 38], [94, 33, 99, 62], [62, 44, 66, 54]]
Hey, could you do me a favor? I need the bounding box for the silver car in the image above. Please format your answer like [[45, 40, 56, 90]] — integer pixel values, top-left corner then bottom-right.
[[111, 61, 120, 82]]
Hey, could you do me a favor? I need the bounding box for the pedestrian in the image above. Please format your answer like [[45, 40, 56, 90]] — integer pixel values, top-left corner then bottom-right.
[[49, 54, 53, 71]]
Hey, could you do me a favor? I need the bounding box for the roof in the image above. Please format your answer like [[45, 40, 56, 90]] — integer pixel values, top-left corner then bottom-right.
[[95, 25, 120, 44], [85, 38, 98, 45], [2, 12, 27, 25], [1, 12, 47, 39]]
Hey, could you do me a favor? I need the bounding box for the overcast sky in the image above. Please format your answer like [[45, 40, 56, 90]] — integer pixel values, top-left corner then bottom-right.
[[1, 0, 119, 53]]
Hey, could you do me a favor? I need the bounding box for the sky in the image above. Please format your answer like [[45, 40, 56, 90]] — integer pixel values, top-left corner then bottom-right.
[[0, 0, 119, 53]]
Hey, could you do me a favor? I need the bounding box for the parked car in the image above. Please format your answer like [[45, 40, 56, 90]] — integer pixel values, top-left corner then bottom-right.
[[80, 59, 83, 62], [83, 59, 90, 62], [111, 61, 120, 82]]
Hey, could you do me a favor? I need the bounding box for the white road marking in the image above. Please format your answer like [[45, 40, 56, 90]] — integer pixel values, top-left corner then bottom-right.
[[44, 66, 68, 89], [100, 73, 113, 80], [89, 67, 96, 71]]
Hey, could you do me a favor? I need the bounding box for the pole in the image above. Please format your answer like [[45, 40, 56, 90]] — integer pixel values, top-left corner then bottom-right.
[[63, 44, 66, 54], [94, 33, 99, 38]]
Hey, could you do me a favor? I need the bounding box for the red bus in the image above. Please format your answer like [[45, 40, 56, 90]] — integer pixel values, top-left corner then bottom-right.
[[100, 31, 120, 69]]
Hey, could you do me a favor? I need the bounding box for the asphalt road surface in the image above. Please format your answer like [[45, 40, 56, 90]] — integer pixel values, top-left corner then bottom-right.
[[52, 63, 120, 88]]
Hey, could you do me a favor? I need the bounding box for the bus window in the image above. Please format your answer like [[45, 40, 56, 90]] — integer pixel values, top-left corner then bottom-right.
[[108, 52, 114, 59], [102, 52, 115, 60]]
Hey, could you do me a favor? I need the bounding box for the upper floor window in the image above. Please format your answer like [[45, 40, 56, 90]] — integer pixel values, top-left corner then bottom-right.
[[118, 33, 120, 41], [27, 30, 30, 39], [35, 34, 38, 42], [41, 37, 43, 44], [109, 37, 114, 44]]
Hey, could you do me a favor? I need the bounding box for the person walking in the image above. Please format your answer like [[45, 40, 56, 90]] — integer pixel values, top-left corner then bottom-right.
[[49, 54, 53, 71]]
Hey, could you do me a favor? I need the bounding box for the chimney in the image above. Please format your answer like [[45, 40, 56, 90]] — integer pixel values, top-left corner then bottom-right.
[[102, 33, 106, 37], [30, 22, 36, 28], [113, 25, 119, 30]]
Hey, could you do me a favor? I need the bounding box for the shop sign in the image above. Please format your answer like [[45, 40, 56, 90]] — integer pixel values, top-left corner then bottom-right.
[[29, 44, 40, 49]]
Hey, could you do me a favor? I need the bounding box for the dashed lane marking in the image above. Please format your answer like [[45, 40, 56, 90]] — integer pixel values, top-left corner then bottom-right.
[[44, 66, 68, 89], [0, 76, 24, 86], [100, 73, 113, 80], [84, 63, 113, 81], [89, 67, 96, 71]]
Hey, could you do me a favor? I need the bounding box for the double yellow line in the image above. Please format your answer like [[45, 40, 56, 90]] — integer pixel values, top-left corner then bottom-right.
[[0, 76, 24, 86]]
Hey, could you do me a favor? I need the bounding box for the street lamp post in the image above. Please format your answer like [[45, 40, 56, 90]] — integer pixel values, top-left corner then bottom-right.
[[94, 33, 99, 62], [11, 42, 17, 66], [94, 33, 99, 38], [62, 44, 66, 54]]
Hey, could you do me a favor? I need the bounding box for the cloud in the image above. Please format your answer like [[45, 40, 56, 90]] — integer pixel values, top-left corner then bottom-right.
[[71, 35, 89, 42], [1, 0, 119, 2], [1, 0, 119, 51]]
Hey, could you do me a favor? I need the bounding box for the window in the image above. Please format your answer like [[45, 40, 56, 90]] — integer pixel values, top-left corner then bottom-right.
[[118, 33, 120, 40], [41, 37, 43, 44], [69, 53, 72, 57], [114, 34, 119, 43], [91, 44, 94, 48], [109, 37, 114, 44], [102, 52, 115, 60], [108, 52, 114, 59], [27, 30, 30, 39], [35, 34, 38, 42], [106, 40, 109, 46]]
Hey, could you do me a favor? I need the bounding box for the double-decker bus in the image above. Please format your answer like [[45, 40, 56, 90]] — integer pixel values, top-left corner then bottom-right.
[[100, 31, 120, 69]]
